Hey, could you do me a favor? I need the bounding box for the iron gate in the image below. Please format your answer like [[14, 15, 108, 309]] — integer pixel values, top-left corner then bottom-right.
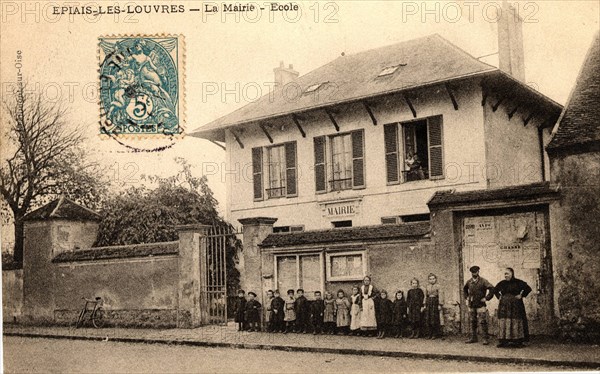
[[201, 225, 237, 325]]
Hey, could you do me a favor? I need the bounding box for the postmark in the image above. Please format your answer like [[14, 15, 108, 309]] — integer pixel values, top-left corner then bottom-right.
[[98, 34, 185, 145]]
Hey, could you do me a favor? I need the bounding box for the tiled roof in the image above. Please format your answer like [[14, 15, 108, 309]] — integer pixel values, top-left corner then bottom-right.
[[52, 241, 179, 263], [23, 197, 101, 222], [259, 222, 430, 248], [191, 34, 562, 142], [548, 33, 600, 152], [427, 182, 560, 208]]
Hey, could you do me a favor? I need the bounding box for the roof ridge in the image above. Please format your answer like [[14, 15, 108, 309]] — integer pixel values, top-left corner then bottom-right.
[[432, 33, 498, 71], [49, 195, 65, 218], [61, 196, 101, 218], [269, 221, 430, 236]]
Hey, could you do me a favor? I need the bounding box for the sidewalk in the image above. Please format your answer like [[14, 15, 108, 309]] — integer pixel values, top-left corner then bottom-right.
[[3, 323, 599, 369]]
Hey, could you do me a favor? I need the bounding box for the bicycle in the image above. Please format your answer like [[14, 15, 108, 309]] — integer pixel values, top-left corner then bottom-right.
[[76, 297, 105, 328]]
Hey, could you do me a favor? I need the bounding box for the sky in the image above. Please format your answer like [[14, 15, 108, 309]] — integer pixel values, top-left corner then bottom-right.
[[0, 0, 598, 247]]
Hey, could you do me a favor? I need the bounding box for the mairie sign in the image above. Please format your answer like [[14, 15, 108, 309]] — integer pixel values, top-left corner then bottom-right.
[[321, 199, 361, 218]]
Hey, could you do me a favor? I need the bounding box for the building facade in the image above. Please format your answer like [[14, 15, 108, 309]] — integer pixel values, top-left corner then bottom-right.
[[192, 5, 571, 335]]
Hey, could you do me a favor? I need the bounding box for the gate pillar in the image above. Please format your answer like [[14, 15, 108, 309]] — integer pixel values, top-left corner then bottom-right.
[[238, 217, 278, 308], [176, 224, 210, 328]]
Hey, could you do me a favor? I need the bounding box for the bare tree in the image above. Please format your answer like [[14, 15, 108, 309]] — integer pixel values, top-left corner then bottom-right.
[[1, 82, 107, 262]]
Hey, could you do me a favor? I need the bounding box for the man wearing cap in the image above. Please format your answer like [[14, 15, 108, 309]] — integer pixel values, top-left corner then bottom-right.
[[463, 265, 495, 345]]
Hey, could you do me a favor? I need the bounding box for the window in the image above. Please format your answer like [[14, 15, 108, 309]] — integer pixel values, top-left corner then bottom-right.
[[304, 82, 328, 94], [313, 130, 365, 193], [330, 133, 353, 191], [267, 145, 286, 198], [381, 216, 400, 225], [383, 116, 444, 183], [253, 141, 297, 200], [381, 214, 430, 224], [378, 65, 400, 77], [275, 254, 323, 299], [326, 251, 367, 282], [332, 220, 352, 228], [273, 225, 305, 234], [401, 213, 430, 223]]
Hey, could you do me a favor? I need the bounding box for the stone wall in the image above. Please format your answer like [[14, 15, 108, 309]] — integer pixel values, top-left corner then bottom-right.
[[52, 251, 179, 328], [2, 269, 23, 323], [549, 151, 600, 342], [19, 215, 210, 328]]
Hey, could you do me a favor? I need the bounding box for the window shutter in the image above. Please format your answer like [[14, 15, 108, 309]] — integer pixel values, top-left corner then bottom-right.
[[314, 136, 326, 193], [384, 123, 399, 183], [285, 142, 297, 196], [428, 116, 444, 179], [252, 147, 263, 200], [351, 130, 365, 188]]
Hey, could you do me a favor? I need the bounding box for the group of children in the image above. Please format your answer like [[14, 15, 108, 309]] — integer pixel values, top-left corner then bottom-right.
[[233, 274, 444, 339]]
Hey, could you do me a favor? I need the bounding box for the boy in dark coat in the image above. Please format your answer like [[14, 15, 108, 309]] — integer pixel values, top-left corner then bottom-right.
[[245, 292, 262, 332], [376, 290, 393, 338], [294, 288, 309, 333], [392, 290, 408, 338], [270, 289, 285, 333], [310, 291, 325, 334], [234, 289, 246, 331]]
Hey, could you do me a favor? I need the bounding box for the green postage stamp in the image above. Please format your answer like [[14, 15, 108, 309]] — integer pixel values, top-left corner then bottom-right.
[[98, 35, 185, 138]]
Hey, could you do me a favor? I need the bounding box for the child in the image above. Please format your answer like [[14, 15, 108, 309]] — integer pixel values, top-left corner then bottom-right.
[[391, 290, 408, 338], [245, 292, 261, 332], [294, 288, 309, 333], [283, 289, 296, 334], [270, 289, 285, 333], [264, 290, 274, 332], [335, 289, 351, 335], [310, 291, 325, 335], [376, 290, 393, 339], [234, 289, 246, 331], [425, 273, 444, 339], [407, 278, 425, 338], [349, 286, 362, 335], [323, 291, 336, 334]]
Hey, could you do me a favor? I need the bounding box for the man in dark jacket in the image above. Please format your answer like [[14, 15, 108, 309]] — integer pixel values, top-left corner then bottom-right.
[[294, 289, 309, 333], [463, 266, 495, 345]]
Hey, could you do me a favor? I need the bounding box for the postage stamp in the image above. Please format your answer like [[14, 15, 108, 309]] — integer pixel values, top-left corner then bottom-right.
[[98, 35, 185, 139]]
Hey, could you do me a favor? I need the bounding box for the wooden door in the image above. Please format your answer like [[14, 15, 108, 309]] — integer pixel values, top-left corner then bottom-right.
[[461, 210, 553, 335]]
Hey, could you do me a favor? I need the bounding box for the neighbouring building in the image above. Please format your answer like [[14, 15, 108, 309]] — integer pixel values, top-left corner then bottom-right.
[[191, 4, 570, 335], [546, 32, 600, 341]]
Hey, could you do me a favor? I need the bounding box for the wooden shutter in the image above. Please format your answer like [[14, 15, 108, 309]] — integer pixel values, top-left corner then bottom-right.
[[252, 147, 263, 200], [384, 123, 399, 183], [285, 142, 297, 197], [351, 130, 365, 188], [428, 116, 444, 179], [314, 136, 326, 193]]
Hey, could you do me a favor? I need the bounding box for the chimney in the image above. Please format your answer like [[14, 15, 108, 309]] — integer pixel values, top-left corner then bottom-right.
[[273, 61, 299, 87], [498, 1, 525, 81]]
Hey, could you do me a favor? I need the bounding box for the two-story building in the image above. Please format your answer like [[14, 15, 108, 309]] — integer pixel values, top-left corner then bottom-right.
[[191, 5, 564, 334]]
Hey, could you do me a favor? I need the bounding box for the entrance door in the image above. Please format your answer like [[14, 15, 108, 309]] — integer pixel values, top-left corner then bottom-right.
[[461, 210, 553, 335]]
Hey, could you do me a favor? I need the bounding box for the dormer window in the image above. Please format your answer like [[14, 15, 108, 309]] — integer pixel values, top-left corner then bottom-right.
[[304, 82, 327, 94], [377, 64, 406, 77]]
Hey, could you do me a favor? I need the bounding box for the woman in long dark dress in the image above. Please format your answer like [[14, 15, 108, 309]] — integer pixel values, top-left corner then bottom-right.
[[494, 268, 532, 348]]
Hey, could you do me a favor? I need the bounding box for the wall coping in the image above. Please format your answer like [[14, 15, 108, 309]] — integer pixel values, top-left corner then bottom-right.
[[52, 241, 179, 263], [175, 224, 212, 232], [238, 217, 278, 226]]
